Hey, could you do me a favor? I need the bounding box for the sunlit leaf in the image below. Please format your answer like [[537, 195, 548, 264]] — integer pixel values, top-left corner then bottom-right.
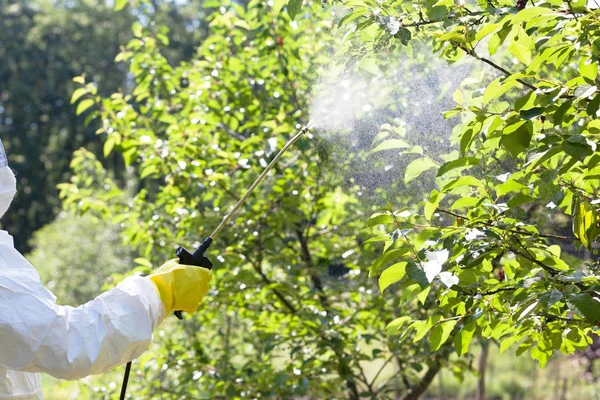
[[430, 320, 458, 351], [379, 262, 408, 293], [405, 157, 438, 183]]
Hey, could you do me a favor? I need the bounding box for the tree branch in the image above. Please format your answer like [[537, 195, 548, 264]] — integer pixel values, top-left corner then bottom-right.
[[371, 355, 394, 388], [436, 208, 578, 242], [478, 287, 517, 296], [401, 361, 442, 400]]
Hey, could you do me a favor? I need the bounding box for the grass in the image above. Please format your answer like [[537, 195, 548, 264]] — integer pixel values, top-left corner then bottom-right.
[[424, 344, 600, 400]]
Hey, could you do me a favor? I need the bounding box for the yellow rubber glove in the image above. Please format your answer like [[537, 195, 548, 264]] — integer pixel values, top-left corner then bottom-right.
[[148, 259, 212, 314]]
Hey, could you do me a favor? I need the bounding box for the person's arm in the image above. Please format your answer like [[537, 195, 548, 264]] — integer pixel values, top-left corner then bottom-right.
[[0, 246, 165, 380]]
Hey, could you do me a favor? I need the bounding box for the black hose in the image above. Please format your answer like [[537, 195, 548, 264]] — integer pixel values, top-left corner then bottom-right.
[[119, 361, 132, 400]]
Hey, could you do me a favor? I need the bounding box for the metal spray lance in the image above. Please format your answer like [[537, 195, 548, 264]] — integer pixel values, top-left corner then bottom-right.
[[119, 125, 310, 399]]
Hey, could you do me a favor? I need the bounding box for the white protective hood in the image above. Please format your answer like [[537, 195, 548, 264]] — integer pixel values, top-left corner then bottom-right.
[[0, 166, 16, 219], [0, 144, 165, 399]]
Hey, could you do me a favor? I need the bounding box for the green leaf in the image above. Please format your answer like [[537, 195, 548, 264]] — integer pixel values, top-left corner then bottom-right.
[[500, 336, 516, 354], [134, 257, 153, 268], [512, 6, 555, 23], [450, 196, 482, 210], [519, 107, 544, 120], [507, 194, 535, 208], [425, 190, 444, 221], [430, 320, 458, 351], [488, 33, 502, 55], [104, 136, 116, 157], [132, 21, 143, 38], [484, 77, 518, 104], [453, 320, 475, 356], [413, 315, 442, 342], [496, 179, 528, 196], [371, 139, 409, 152], [287, 0, 303, 20], [437, 157, 479, 177], [564, 135, 593, 161], [366, 213, 394, 227], [405, 157, 438, 183], [70, 88, 87, 104], [156, 33, 169, 46], [396, 27, 412, 46], [538, 289, 563, 308], [379, 262, 408, 293], [566, 293, 600, 323], [509, 44, 531, 65], [476, 23, 499, 41], [140, 165, 158, 179], [406, 262, 429, 288], [460, 128, 477, 156], [580, 57, 598, 83], [272, 0, 286, 14], [554, 100, 573, 126], [587, 94, 600, 117], [115, 0, 128, 11], [501, 121, 533, 157], [386, 316, 412, 336], [76, 99, 95, 115], [371, 248, 410, 275], [417, 285, 431, 305], [573, 199, 600, 250], [442, 176, 484, 192]]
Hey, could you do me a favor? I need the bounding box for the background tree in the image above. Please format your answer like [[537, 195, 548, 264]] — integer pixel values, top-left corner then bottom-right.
[[326, 0, 600, 378], [0, 0, 210, 251]]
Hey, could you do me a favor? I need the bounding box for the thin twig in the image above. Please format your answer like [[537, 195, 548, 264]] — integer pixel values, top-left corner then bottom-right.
[[371, 355, 394, 388], [478, 287, 517, 295], [436, 208, 577, 242]]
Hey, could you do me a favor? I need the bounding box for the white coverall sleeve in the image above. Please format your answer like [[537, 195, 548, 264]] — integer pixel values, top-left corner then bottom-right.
[[0, 245, 166, 380]]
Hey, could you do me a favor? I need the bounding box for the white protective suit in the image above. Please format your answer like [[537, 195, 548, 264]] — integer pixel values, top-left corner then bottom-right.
[[0, 166, 166, 399]]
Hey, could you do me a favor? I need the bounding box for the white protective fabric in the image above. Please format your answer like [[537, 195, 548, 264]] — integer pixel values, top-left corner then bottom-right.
[[0, 166, 166, 399]]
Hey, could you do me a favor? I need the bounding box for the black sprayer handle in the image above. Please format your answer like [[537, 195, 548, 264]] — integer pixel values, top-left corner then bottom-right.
[[173, 237, 213, 320]]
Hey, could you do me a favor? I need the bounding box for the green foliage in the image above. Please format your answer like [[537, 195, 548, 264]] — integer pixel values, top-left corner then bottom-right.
[[28, 211, 135, 306], [0, 0, 211, 250], [330, 0, 600, 373], [60, 1, 458, 398], [54, 0, 600, 396]]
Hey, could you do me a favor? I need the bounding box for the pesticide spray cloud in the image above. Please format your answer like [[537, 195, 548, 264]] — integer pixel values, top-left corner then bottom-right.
[[307, 47, 473, 200]]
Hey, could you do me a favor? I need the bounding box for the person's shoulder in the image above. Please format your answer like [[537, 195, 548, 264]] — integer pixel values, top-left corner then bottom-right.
[[0, 230, 14, 247]]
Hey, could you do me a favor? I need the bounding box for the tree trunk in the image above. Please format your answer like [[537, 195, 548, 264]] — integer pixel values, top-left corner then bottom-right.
[[401, 361, 441, 400], [560, 377, 568, 400], [438, 370, 445, 400], [476, 341, 489, 400]]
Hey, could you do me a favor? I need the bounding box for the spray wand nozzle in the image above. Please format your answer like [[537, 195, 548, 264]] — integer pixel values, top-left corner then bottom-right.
[[173, 237, 214, 319]]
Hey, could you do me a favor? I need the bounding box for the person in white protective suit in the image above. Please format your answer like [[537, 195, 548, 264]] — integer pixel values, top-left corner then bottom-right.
[[0, 139, 212, 399]]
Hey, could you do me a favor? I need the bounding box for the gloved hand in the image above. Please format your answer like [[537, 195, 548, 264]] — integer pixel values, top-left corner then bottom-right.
[[148, 259, 212, 314]]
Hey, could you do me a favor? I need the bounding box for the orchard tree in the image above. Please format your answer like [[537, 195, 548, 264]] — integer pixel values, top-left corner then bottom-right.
[[322, 0, 600, 380], [59, 1, 470, 399]]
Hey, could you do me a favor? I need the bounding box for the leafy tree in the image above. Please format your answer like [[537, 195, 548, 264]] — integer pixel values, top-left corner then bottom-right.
[[0, 0, 133, 249], [59, 1, 473, 398], [28, 211, 136, 306], [0, 0, 211, 251], [323, 0, 600, 378]]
